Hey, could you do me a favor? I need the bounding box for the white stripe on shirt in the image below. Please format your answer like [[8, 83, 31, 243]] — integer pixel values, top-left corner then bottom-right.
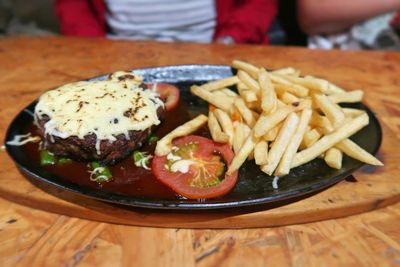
[[105, 0, 216, 43]]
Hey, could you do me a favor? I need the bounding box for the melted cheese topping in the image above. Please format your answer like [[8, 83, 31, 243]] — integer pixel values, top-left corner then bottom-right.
[[34, 72, 164, 150]]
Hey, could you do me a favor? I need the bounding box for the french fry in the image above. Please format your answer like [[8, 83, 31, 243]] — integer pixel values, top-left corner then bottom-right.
[[219, 88, 239, 97], [310, 112, 334, 133], [304, 75, 346, 94], [300, 128, 322, 149], [232, 122, 251, 154], [254, 140, 269, 165], [208, 111, 229, 143], [326, 82, 346, 94], [269, 72, 291, 85], [275, 108, 312, 176], [238, 70, 260, 92], [261, 112, 299, 175], [328, 90, 364, 103], [293, 98, 312, 111], [212, 90, 237, 101], [258, 68, 277, 114], [270, 73, 309, 97], [237, 81, 248, 91], [263, 123, 281, 141], [277, 99, 287, 108], [342, 108, 366, 117], [282, 75, 329, 93], [199, 76, 239, 91], [335, 139, 383, 166], [191, 85, 233, 112], [272, 82, 309, 98], [155, 114, 208, 156], [291, 113, 369, 168], [234, 98, 257, 127], [272, 67, 300, 76], [253, 106, 293, 138], [227, 129, 259, 174], [185, 60, 382, 180], [241, 90, 258, 103], [237, 81, 258, 102], [313, 116, 382, 166], [313, 94, 345, 128], [232, 60, 259, 79], [310, 75, 345, 95], [213, 108, 234, 146], [324, 148, 342, 169], [279, 91, 299, 105], [282, 75, 344, 95]]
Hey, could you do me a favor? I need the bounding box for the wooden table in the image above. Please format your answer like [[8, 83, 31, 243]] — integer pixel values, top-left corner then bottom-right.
[[1, 37, 400, 266]]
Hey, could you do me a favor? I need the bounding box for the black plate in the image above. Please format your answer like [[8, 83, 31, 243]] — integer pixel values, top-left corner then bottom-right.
[[5, 65, 382, 210]]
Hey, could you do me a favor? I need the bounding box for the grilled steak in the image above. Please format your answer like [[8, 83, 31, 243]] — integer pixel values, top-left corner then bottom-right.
[[36, 107, 164, 165]]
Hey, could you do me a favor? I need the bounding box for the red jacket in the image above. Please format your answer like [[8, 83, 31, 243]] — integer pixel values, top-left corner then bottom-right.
[[55, 0, 277, 44]]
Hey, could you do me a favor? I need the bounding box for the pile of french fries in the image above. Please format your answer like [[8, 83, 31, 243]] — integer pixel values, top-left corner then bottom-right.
[[187, 60, 383, 177]]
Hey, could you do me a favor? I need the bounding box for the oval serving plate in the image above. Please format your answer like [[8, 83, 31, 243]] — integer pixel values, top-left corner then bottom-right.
[[5, 65, 382, 210]]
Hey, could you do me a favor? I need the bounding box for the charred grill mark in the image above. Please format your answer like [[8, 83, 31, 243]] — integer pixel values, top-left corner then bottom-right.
[[76, 101, 90, 112], [118, 74, 135, 81], [124, 109, 133, 118], [95, 92, 115, 99]]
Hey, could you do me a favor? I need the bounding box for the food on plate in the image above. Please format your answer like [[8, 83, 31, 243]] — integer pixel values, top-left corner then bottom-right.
[[274, 108, 312, 176], [190, 60, 383, 185], [8, 60, 383, 201], [154, 114, 208, 156], [291, 113, 369, 168], [146, 83, 180, 111], [34, 71, 165, 165], [152, 135, 238, 199], [197, 76, 239, 91], [324, 148, 343, 169], [208, 111, 230, 144], [261, 112, 299, 175], [191, 86, 234, 112], [90, 162, 112, 183]]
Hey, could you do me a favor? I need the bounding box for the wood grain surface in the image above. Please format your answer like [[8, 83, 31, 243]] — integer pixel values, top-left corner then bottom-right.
[[1, 37, 400, 266]]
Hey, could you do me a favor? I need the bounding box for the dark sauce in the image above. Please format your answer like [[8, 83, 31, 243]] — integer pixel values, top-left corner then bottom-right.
[[24, 84, 210, 200]]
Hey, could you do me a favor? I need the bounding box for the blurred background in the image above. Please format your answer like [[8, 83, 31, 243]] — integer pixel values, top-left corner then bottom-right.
[[1, 0, 398, 50], [0, 0, 306, 46], [0, 0, 58, 36]]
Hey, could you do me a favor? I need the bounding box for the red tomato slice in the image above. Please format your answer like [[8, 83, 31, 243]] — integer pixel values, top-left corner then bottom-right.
[[151, 135, 238, 199], [146, 83, 180, 111]]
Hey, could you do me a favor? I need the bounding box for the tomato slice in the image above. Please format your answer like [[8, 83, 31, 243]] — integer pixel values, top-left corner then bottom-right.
[[151, 135, 238, 199], [146, 83, 180, 111]]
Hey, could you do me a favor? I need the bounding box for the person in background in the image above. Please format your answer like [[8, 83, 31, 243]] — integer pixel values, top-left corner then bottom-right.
[[297, 0, 400, 50], [55, 0, 277, 45]]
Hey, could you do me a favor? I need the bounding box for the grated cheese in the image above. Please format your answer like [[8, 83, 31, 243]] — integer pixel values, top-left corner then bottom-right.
[[6, 133, 41, 146]]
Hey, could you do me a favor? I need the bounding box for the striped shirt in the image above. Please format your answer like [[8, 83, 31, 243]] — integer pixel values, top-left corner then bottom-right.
[[105, 0, 216, 43]]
